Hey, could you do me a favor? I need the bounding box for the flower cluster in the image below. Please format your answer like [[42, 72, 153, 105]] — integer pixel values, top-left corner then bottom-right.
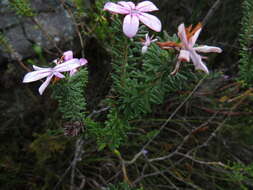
[[23, 1, 223, 95], [103, 1, 161, 38], [23, 51, 87, 95], [157, 23, 222, 74], [141, 33, 157, 54], [104, 1, 222, 74]]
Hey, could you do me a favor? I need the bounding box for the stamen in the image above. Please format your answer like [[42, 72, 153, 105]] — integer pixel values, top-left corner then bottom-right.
[[131, 9, 140, 14], [157, 41, 182, 49], [186, 23, 202, 40]]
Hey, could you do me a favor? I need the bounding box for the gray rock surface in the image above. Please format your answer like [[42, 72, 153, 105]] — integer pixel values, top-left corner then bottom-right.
[[0, 0, 76, 62]]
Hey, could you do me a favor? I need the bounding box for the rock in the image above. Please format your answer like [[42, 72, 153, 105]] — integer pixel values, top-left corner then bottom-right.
[[0, 0, 76, 62]]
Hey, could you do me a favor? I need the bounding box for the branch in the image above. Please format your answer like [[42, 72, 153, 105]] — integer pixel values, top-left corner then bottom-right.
[[53, 137, 84, 190], [70, 138, 85, 190], [125, 76, 208, 165], [202, 0, 222, 27], [148, 110, 218, 162]]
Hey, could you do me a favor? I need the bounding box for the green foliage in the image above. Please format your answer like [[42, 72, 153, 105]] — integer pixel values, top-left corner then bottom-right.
[[103, 108, 129, 149], [52, 68, 88, 122], [0, 32, 13, 54], [27, 45, 47, 66], [0, 32, 7, 47], [86, 108, 129, 150], [70, 0, 87, 23], [107, 19, 198, 118], [30, 133, 69, 164], [2, 0, 253, 189], [226, 111, 253, 145], [87, 0, 118, 40], [72, 0, 85, 9], [87, 17, 201, 149], [9, 0, 36, 17], [222, 163, 253, 190], [238, 0, 253, 86]]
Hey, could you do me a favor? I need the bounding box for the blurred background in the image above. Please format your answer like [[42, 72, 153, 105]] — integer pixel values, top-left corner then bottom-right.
[[1, 0, 253, 189]]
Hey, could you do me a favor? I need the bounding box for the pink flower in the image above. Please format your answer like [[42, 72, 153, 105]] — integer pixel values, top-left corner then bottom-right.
[[63, 51, 87, 76], [158, 23, 222, 75], [23, 52, 87, 95], [141, 33, 157, 53], [176, 23, 222, 74], [104, 1, 162, 38], [63, 50, 74, 61]]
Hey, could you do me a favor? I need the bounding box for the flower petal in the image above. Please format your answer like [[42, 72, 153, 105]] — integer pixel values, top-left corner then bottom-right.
[[118, 1, 135, 9], [142, 45, 148, 53], [79, 58, 88, 66], [143, 33, 151, 46], [54, 59, 81, 72], [54, 72, 65, 78], [38, 75, 53, 95], [123, 14, 139, 38], [103, 2, 129, 14], [189, 27, 201, 47], [151, 38, 158, 43], [53, 59, 58, 64], [63, 50, 73, 61], [178, 23, 188, 47], [189, 50, 209, 74], [23, 69, 52, 83], [69, 69, 77, 76], [194, 45, 222, 53], [33, 65, 46, 71], [138, 12, 161, 32], [136, 1, 159, 12], [178, 50, 190, 62]]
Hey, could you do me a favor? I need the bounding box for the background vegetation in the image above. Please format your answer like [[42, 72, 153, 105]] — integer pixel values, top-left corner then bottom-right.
[[0, 0, 253, 189]]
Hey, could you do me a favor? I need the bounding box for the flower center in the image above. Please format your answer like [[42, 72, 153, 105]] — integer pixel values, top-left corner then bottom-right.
[[130, 9, 140, 15]]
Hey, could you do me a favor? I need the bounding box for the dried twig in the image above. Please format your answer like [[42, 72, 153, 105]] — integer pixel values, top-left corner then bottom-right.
[[133, 88, 248, 185], [176, 152, 226, 167], [70, 138, 85, 190], [59, 0, 86, 58], [145, 157, 180, 190], [53, 106, 110, 189], [202, 0, 222, 27], [53, 138, 84, 190], [148, 111, 218, 163], [125, 76, 207, 165]]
